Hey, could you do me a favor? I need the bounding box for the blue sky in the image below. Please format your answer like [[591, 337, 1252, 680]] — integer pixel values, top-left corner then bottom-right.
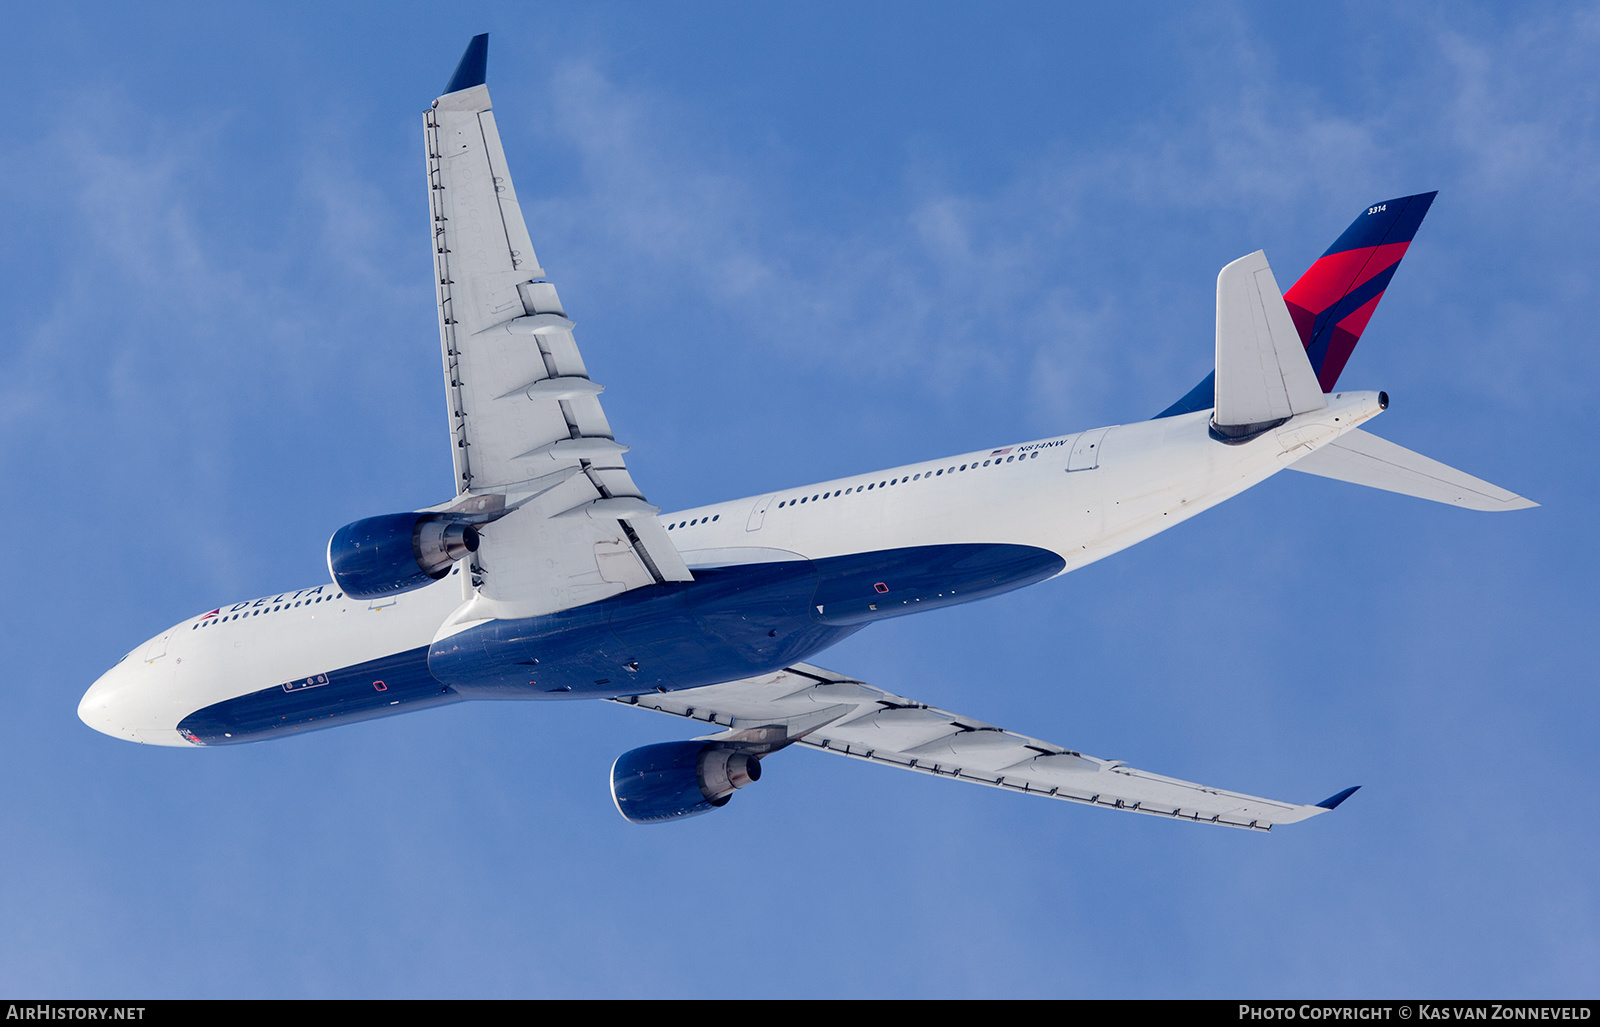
[[2, 2, 1597, 997]]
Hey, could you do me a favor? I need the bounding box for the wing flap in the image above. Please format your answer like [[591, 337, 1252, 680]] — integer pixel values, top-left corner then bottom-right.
[[626, 515, 695, 582], [613, 663, 1342, 831]]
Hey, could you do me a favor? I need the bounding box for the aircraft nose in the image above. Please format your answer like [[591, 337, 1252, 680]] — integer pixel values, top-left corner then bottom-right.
[[79, 650, 195, 747], [78, 663, 131, 738]]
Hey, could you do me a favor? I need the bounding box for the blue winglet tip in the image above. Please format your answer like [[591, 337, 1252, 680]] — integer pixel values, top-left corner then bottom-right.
[[1316, 785, 1361, 810], [444, 34, 489, 94]]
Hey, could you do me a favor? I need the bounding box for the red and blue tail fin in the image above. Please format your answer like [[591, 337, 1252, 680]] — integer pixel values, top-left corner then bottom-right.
[[1285, 192, 1435, 392], [1154, 192, 1436, 418]]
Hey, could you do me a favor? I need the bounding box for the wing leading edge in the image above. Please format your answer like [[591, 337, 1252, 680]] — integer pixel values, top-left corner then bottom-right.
[[612, 664, 1354, 831], [426, 37, 690, 622]]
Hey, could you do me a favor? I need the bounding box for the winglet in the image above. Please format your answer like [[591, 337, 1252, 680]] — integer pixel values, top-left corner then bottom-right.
[[1315, 785, 1360, 810], [444, 34, 489, 95]]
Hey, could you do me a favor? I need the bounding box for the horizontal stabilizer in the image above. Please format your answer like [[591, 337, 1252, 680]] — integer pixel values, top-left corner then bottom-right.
[[1289, 428, 1536, 511], [1214, 251, 1327, 435]]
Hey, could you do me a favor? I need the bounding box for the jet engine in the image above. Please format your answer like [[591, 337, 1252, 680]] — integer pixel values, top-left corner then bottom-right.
[[326, 512, 479, 599], [610, 741, 762, 824]]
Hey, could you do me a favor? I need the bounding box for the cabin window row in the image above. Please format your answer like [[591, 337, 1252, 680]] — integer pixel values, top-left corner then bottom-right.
[[666, 514, 721, 531], [774, 451, 1041, 510]]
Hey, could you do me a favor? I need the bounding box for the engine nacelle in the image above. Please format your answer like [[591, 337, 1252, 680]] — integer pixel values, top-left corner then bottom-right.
[[327, 512, 479, 600], [610, 741, 762, 825]]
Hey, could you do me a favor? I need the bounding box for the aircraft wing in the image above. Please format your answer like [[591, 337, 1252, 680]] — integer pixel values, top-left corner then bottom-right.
[[612, 663, 1355, 831], [425, 39, 690, 620]]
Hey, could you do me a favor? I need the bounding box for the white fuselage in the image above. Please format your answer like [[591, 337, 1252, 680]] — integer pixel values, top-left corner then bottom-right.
[[78, 393, 1385, 746]]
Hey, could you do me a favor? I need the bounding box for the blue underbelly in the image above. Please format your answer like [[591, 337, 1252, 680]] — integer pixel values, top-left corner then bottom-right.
[[179, 542, 1063, 744], [178, 645, 456, 745]]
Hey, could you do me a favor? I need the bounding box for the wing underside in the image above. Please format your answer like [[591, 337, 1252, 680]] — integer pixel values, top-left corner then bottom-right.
[[612, 664, 1350, 831], [426, 51, 689, 620]]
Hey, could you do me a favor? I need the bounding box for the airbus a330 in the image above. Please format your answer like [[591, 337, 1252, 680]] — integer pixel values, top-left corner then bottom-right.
[[79, 36, 1534, 829]]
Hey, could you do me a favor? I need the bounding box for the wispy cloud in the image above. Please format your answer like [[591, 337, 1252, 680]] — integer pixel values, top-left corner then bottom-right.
[[0, 89, 431, 592], [507, 26, 1395, 431], [504, 8, 1600, 437]]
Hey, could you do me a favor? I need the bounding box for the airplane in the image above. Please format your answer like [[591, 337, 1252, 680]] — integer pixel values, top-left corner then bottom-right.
[[77, 35, 1535, 831]]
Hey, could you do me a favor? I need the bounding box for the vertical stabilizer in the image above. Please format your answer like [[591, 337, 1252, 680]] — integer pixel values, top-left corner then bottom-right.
[[1212, 251, 1326, 439], [1154, 192, 1436, 420], [1286, 192, 1436, 391]]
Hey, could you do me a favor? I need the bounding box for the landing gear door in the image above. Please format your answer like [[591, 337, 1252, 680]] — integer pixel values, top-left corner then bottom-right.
[[746, 494, 776, 532]]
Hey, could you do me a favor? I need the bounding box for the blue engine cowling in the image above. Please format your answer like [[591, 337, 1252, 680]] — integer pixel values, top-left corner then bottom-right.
[[610, 741, 763, 824], [327, 512, 479, 599]]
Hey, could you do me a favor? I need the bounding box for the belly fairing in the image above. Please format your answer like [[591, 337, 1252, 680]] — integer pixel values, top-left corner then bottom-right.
[[428, 558, 845, 697], [428, 542, 1064, 697], [178, 542, 1063, 742]]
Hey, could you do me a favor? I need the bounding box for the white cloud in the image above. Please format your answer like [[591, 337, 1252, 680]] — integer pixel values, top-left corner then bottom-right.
[[505, 8, 1600, 437], [504, 37, 1395, 431]]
